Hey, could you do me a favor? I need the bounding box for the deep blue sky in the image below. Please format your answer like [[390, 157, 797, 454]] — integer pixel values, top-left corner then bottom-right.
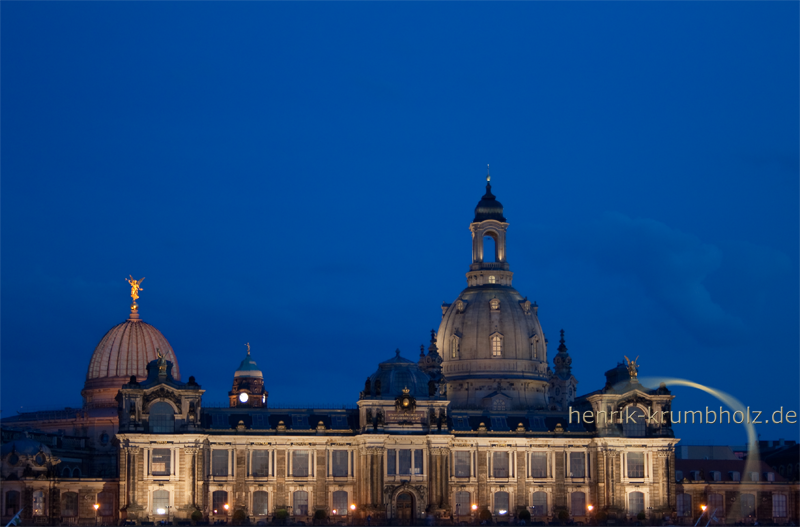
[[2, 2, 798, 445]]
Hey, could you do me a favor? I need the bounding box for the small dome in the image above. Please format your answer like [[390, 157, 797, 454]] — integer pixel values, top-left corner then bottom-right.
[[234, 352, 263, 379], [1, 439, 52, 457], [473, 180, 506, 222], [366, 350, 431, 399], [83, 310, 179, 405]]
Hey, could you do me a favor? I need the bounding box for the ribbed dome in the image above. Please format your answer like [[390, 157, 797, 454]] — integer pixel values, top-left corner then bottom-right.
[[365, 350, 432, 399], [473, 180, 506, 222], [83, 311, 179, 405]]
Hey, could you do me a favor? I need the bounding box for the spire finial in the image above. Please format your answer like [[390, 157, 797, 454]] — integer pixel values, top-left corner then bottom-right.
[[395, 348, 401, 357], [560, 329, 565, 343], [487, 164, 491, 182], [420, 345, 425, 357], [245, 342, 251, 356]]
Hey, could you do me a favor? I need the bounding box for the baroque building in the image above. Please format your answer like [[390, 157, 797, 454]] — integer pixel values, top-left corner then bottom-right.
[[3, 177, 796, 526]]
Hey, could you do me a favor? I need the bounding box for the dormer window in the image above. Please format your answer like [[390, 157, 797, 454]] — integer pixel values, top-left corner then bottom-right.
[[711, 471, 721, 481], [729, 471, 740, 481], [490, 298, 500, 310], [450, 335, 460, 359], [491, 333, 503, 357]]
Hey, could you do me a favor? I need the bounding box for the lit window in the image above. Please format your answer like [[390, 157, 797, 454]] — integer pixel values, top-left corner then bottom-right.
[[494, 491, 509, 516], [152, 490, 169, 515], [490, 298, 500, 310], [488, 275, 496, 284], [212, 491, 228, 514], [32, 491, 45, 516], [332, 491, 348, 515], [491, 334, 503, 357], [451, 336, 460, 359]]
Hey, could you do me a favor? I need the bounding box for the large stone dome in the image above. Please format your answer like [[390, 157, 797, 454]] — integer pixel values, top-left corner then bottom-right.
[[83, 309, 179, 407], [439, 285, 550, 409], [364, 350, 432, 399]]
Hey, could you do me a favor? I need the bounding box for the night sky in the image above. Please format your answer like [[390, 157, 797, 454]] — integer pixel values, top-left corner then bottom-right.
[[2, 2, 797, 446]]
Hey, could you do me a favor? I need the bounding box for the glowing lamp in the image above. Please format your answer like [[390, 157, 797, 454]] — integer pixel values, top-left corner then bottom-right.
[[157, 508, 166, 515], [499, 510, 507, 515], [93, 504, 100, 511], [588, 505, 594, 512], [471, 505, 478, 511], [239, 393, 249, 403], [332, 510, 337, 515], [701, 505, 707, 511], [224, 504, 230, 511], [350, 505, 356, 511]]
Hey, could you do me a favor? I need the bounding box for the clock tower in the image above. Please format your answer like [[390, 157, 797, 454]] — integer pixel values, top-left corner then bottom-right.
[[228, 344, 268, 408]]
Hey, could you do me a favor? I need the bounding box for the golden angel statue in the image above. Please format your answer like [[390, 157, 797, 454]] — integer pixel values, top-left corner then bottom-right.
[[624, 355, 640, 379], [126, 275, 145, 302]]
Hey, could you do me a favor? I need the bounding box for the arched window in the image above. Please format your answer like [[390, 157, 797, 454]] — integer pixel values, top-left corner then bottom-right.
[[331, 491, 347, 515], [62, 466, 72, 477], [61, 492, 78, 517], [740, 493, 755, 518], [212, 491, 228, 514], [492, 398, 506, 411], [494, 491, 509, 516], [483, 236, 497, 263], [450, 336, 460, 359], [773, 494, 787, 518], [72, 467, 82, 478], [628, 491, 644, 516], [488, 275, 496, 284], [491, 334, 503, 357], [293, 490, 308, 516], [149, 402, 175, 433], [152, 490, 169, 515], [5, 491, 20, 516], [252, 491, 269, 516], [570, 491, 586, 517], [676, 494, 691, 517], [454, 491, 470, 515], [32, 491, 45, 516], [623, 406, 646, 437], [531, 492, 547, 516]]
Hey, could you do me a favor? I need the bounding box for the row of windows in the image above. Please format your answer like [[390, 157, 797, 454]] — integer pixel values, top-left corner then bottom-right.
[[451, 451, 644, 480], [3, 491, 114, 517], [449, 334, 542, 360], [677, 493, 788, 518], [676, 470, 773, 482], [209, 450, 349, 478], [207, 490, 349, 517]]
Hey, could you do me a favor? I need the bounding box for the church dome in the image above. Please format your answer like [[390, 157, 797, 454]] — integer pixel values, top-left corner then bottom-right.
[[365, 350, 431, 399], [473, 179, 506, 223], [83, 309, 179, 406]]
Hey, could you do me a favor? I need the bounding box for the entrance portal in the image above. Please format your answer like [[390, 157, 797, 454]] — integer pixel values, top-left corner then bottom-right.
[[396, 492, 415, 522]]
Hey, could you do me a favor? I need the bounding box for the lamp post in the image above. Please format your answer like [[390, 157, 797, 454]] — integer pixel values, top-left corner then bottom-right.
[[587, 505, 594, 525], [694, 505, 707, 527], [94, 503, 100, 526], [471, 504, 478, 524]]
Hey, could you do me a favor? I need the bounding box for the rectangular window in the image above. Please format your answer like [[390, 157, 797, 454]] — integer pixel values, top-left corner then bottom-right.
[[677, 494, 692, 517], [627, 452, 644, 478], [332, 450, 348, 477], [532, 492, 547, 516], [387, 449, 396, 475], [292, 450, 309, 477], [414, 449, 423, 475], [252, 491, 269, 515], [531, 452, 547, 478], [152, 490, 169, 515], [152, 449, 171, 476], [212, 450, 228, 476], [492, 451, 509, 478], [61, 492, 78, 517], [399, 449, 412, 475], [252, 451, 269, 477], [773, 495, 787, 518], [454, 451, 471, 478], [455, 491, 470, 514], [332, 491, 348, 515], [492, 335, 503, 357], [569, 452, 585, 478]]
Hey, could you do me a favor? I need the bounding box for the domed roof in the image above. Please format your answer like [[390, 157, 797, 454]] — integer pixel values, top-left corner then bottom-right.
[[84, 309, 179, 400], [234, 348, 263, 379], [439, 285, 549, 381], [473, 179, 506, 223], [1, 439, 52, 457], [365, 349, 432, 399]]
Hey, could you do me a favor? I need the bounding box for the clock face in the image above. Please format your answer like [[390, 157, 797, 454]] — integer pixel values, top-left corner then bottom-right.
[[239, 393, 249, 403]]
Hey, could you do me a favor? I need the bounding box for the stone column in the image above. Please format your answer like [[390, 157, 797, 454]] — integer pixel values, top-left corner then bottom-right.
[[477, 449, 488, 509], [235, 448, 247, 512], [554, 450, 566, 511], [314, 447, 326, 511], [516, 448, 526, 509], [276, 449, 287, 509]]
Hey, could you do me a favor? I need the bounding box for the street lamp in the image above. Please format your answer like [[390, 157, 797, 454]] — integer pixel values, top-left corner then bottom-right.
[[350, 505, 356, 511], [94, 504, 100, 526], [224, 504, 230, 513]]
